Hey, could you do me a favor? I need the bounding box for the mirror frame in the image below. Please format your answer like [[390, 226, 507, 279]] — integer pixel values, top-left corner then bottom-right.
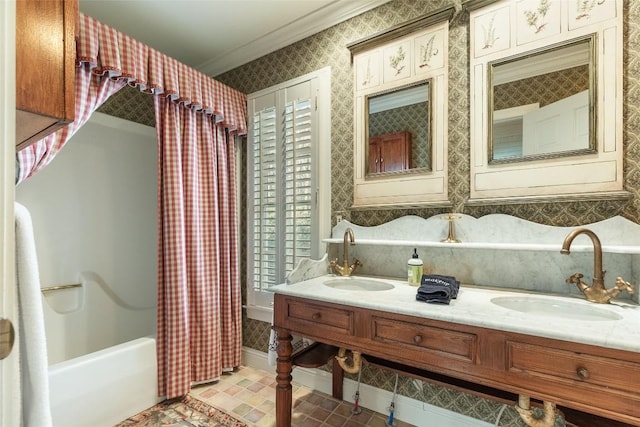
[[487, 34, 597, 164], [347, 7, 454, 209], [467, 0, 628, 204]]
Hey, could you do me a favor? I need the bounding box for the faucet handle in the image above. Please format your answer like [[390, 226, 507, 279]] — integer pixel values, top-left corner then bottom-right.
[[566, 273, 584, 285], [615, 277, 635, 295]]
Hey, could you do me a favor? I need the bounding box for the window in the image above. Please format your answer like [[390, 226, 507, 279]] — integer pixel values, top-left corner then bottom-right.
[[246, 67, 331, 322]]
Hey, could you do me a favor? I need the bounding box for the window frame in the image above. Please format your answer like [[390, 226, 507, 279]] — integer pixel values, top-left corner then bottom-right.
[[245, 67, 331, 322]]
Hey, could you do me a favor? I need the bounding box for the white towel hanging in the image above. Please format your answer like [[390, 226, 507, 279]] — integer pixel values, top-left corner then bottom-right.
[[15, 202, 52, 427]]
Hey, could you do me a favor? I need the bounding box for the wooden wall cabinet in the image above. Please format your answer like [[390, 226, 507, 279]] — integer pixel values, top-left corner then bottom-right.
[[15, 0, 77, 151], [368, 131, 411, 173]]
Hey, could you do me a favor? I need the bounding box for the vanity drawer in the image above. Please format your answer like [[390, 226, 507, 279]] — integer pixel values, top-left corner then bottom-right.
[[507, 341, 640, 393], [372, 316, 476, 362], [285, 299, 354, 335]]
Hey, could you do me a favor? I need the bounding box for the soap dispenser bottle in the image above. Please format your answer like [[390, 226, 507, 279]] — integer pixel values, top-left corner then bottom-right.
[[407, 248, 423, 286]]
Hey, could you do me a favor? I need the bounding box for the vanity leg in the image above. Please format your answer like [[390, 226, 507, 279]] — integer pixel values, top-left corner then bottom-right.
[[275, 328, 293, 427], [332, 357, 344, 400]]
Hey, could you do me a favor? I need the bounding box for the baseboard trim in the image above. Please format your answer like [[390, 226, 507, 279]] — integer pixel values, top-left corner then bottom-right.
[[242, 347, 493, 427]]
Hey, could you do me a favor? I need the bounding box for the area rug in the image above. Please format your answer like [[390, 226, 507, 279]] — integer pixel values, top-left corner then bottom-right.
[[115, 395, 248, 427]]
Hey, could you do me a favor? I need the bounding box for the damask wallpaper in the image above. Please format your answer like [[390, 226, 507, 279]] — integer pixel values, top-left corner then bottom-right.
[[216, 0, 640, 227], [493, 65, 589, 110], [97, 0, 640, 424]]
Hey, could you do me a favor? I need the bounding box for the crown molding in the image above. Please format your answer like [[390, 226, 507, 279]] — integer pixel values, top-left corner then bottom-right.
[[197, 0, 392, 77], [346, 5, 455, 58]]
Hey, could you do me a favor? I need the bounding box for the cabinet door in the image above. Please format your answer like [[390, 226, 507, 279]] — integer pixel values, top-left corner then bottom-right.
[[369, 131, 411, 173], [368, 137, 381, 173], [380, 131, 410, 172], [15, 0, 77, 151]]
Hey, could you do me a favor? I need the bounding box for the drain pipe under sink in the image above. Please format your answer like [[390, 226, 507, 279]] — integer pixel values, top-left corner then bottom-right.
[[515, 395, 557, 427], [335, 348, 362, 374]]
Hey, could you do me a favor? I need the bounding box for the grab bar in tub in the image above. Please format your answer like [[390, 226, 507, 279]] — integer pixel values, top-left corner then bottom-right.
[[41, 283, 82, 293]]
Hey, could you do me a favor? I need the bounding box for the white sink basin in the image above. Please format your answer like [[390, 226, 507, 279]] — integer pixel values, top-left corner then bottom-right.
[[490, 295, 623, 321], [324, 278, 394, 291]]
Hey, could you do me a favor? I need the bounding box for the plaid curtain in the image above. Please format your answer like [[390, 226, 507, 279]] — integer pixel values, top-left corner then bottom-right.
[[17, 13, 247, 184], [15, 66, 126, 184], [155, 96, 242, 399], [16, 13, 247, 399]]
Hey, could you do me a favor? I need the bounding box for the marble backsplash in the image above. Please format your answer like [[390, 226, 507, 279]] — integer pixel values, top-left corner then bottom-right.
[[326, 214, 640, 304]]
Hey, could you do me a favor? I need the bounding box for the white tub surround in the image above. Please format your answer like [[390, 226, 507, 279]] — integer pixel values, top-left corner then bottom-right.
[[326, 214, 640, 303], [42, 271, 156, 365], [16, 112, 158, 364], [15, 113, 159, 426]]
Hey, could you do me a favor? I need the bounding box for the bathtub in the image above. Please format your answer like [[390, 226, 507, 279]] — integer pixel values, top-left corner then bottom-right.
[[43, 272, 159, 426], [48, 336, 159, 427]]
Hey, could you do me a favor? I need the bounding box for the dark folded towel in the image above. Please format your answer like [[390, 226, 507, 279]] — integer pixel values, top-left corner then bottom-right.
[[419, 274, 459, 297], [416, 291, 451, 304], [416, 274, 460, 305]]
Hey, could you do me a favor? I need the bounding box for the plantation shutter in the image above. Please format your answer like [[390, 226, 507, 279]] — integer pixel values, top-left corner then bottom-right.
[[252, 104, 278, 290], [284, 97, 313, 273], [249, 79, 317, 294]]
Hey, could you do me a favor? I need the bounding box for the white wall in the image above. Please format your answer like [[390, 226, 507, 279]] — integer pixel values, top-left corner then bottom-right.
[[16, 112, 158, 363]]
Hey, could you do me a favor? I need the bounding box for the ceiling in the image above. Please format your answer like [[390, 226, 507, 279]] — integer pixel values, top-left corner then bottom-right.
[[79, 0, 392, 77]]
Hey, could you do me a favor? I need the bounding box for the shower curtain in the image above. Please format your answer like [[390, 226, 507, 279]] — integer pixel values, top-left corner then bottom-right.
[[16, 13, 247, 400], [155, 95, 242, 398], [15, 67, 125, 184]]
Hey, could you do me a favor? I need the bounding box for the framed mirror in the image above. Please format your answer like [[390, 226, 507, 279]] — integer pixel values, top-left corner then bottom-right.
[[489, 36, 595, 163], [468, 0, 627, 204], [347, 7, 454, 209], [366, 80, 431, 175]]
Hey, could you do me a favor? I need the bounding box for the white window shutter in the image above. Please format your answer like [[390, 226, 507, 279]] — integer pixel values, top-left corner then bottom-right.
[[246, 67, 330, 318]]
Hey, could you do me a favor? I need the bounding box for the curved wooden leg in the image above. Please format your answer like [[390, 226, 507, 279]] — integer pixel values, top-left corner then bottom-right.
[[274, 328, 293, 427]]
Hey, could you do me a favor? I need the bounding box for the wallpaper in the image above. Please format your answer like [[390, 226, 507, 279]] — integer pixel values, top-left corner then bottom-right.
[[218, 0, 640, 228], [97, 85, 155, 127], [97, 0, 640, 425], [493, 65, 589, 110]]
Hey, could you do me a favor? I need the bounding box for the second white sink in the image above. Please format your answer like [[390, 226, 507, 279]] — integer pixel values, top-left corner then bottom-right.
[[324, 278, 394, 291], [491, 295, 623, 321]]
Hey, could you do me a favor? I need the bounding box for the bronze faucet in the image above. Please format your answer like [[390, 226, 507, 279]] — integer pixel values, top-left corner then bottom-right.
[[330, 227, 361, 276], [561, 228, 635, 303]]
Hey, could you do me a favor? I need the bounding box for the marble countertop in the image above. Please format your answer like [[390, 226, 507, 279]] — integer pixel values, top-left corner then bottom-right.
[[272, 274, 640, 353]]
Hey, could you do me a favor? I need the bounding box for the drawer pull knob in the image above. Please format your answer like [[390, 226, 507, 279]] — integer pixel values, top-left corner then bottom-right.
[[312, 313, 321, 320], [576, 367, 590, 380], [413, 335, 422, 344]]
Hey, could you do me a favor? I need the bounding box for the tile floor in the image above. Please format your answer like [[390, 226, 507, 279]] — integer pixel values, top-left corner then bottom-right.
[[191, 365, 415, 427]]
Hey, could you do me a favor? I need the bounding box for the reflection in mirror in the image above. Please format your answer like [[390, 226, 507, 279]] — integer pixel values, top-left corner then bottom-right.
[[366, 80, 431, 175], [489, 36, 594, 163]]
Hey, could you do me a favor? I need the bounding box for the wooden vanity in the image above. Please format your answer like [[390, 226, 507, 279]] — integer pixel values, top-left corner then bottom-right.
[[273, 291, 640, 426]]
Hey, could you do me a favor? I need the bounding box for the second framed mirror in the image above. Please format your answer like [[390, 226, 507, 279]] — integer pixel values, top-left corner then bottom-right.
[[489, 35, 595, 163], [467, 0, 627, 204]]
